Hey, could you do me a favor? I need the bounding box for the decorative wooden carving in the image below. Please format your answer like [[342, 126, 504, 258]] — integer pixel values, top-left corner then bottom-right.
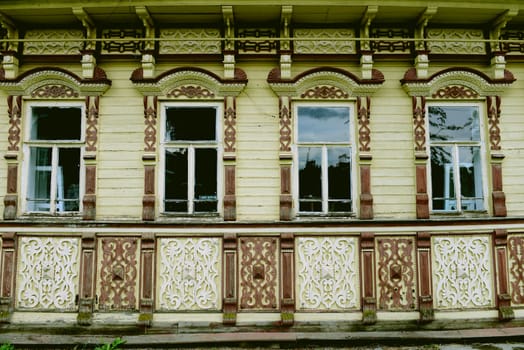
[[487, 96, 502, 151], [279, 97, 292, 153], [143, 96, 157, 221], [377, 237, 416, 310], [223, 233, 238, 325], [7, 95, 21, 152], [416, 232, 433, 322], [509, 235, 524, 305], [78, 233, 95, 325], [237, 28, 277, 54], [280, 164, 292, 221], [24, 29, 84, 55], [493, 230, 513, 320], [415, 164, 429, 219], [492, 162, 507, 217], [167, 86, 215, 98], [159, 28, 221, 55], [223, 95, 237, 221], [99, 237, 138, 311], [239, 237, 279, 310], [0, 233, 16, 322], [500, 30, 524, 53], [300, 86, 349, 99], [371, 28, 411, 53], [101, 29, 143, 55], [360, 164, 373, 219], [223, 164, 236, 221], [294, 28, 356, 54], [280, 233, 294, 325], [357, 96, 371, 152], [412, 96, 426, 153], [139, 233, 155, 326], [432, 85, 479, 99], [31, 85, 79, 98], [426, 28, 486, 55], [143, 96, 157, 153], [83, 164, 96, 220], [224, 97, 236, 153], [85, 96, 99, 152], [361, 232, 377, 324]]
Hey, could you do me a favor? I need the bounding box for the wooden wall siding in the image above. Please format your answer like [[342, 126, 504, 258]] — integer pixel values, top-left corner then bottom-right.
[[431, 235, 494, 310], [238, 236, 279, 311], [157, 238, 221, 311], [295, 237, 359, 311], [97, 237, 139, 311], [376, 237, 417, 311], [508, 234, 524, 306], [16, 237, 80, 311]]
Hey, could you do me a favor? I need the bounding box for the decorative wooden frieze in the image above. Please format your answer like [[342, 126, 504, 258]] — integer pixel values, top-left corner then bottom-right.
[[143, 96, 157, 153], [508, 234, 524, 305], [85, 95, 99, 152], [238, 237, 279, 311], [357, 96, 371, 153], [4, 95, 21, 220], [432, 235, 494, 309], [371, 28, 411, 53], [293, 28, 356, 54], [143, 96, 157, 221], [23, 29, 83, 55], [416, 232, 433, 322], [101, 29, 143, 55], [358, 97, 373, 219], [426, 28, 486, 55], [376, 237, 417, 311], [98, 237, 139, 311], [223, 96, 237, 221], [487, 96, 502, 151], [84, 97, 99, 220], [432, 85, 479, 99], [278, 96, 293, 221], [31, 85, 79, 98], [223, 233, 237, 325], [237, 28, 277, 54], [280, 233, 294, 325], [0, 233, 16, 322], [412, 96, 426, 153], [157, 238, 221, 311], [224, 97, 237, 153], [492, 230, 513, 321], [361, 232, 376, 324], [17, 237, 80, 311], [77, 233, 95, 325], [139, 233, 155, 326], [300, 86, 349, 99], [166, 86, 215, 99], [499, 30, 524, 54], [7, 95, 21, 153], [279, 96, 292, 153], [159, 28, 221, 54], [296, 237, 359, 310]]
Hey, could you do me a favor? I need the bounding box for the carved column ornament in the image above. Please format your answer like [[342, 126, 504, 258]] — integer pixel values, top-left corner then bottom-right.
[[416, 232, 433, 322], [223, 233, 238, 325], [487, 95, 506, 217], [139, 233, 154, 326], [508, 235, 524, 306], [0, 233, 16, 322], [412, 96, 429, 219], [279, 96, 292, 220], [83, 96, 100, 220], [4, 95, 21, 220], [223, 96, 237, 221], [357, 96, 373, 219], [142, 96, 157, 221], [493, 230, 513, 321], [280, 233, 294, 325], [78, 233, 96, 325], [361, 232, 376, 324]]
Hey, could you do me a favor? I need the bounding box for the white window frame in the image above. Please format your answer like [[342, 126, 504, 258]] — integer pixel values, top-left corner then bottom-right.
[[292, 102, 356, 216], [427, 101, 488, 213], [22, 100, 85, 214], [159, 102, 223, 215]]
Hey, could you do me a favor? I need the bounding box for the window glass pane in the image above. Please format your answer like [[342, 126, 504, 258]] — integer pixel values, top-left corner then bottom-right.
[[428, 106, 480, 142], [459, 146, 484, 210], [165, 107, 216, 141], [194, 148, 217, 212], [298, 147, 322, 212], [165, 148, 188, 212], [27, 147, 52, 211], [31, 107, 81, 140], [328, 147, 351, 212], [57, 148, 80, 212], [431, 146, 455, 211], [297, 106, 350, 142]]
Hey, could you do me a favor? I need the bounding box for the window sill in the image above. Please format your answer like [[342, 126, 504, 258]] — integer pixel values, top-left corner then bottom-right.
[[294, 213, 356, 221], [430, 210, 489, 219], [157, 212, 222, 223], [18, 212, 83, 221]]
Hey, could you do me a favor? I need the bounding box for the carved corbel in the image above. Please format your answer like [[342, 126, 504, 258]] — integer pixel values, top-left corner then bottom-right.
[[359, 6, 377, 80], [0, 12, 18, 79], [489, 9, 517, 79], [222, 6, 235, 79], [414, 7, 437, 79], [136, 6, 156, 78], [73, 8, 98, 79], [280, 6, 292, 79]]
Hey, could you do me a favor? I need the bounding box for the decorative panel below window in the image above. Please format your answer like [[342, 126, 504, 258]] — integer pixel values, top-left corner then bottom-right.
[[508, 235, 524, 305], [296, 237, 359, 310], [432, 235, 494, 309], [16, 237, 80, 311], [157, 238, 221, 311]]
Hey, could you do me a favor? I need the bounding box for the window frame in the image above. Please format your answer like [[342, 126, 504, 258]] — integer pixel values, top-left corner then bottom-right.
[[159, 101, 223, 216], [426, 101, 489, 214], [22, 100, 85, 215], [292, 102, 356, 216]]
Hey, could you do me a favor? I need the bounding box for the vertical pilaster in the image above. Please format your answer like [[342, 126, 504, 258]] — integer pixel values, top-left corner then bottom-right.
[[223, 233, 237, 325], [142, 96, 157, 221], [416, 232, 434, 322], [412, 96, 429, 219], [279, 96, 293, 220], [357, 96, 373, 219], [361, 232, 376, 324], [493, 229, 514, 321], [77, 233, 96, 325], [4, 95, 21, 220], [223, 96, 237, 221], [222, 6, 235, 79], [280, 233, 294, 325], [487, 96, 507, 217], [83, 96, 99, 220], [0, 233, 15, 323], [139, 233, 155, 326]]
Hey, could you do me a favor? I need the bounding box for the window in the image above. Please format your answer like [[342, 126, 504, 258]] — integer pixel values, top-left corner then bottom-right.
[[161, 104, 221, 214], [428, 104, 486, 212], [295, 105, 353, 214], [24, 103, 83, 213]]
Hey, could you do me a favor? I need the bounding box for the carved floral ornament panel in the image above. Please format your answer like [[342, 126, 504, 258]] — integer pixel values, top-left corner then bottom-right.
[[293, 28, 356, 54], [508, 234, 524, 305], [159, 28, 221, 55], [426, 29, 486, 55], [432, 235, 494, 309], [296, 237, 359, 310], [17, 237, 80, 311], [157, 238, 221, 311]]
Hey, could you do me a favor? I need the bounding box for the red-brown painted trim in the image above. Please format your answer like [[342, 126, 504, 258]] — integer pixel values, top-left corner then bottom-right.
[[492, 229, 513, 321], [142, 165, 156, 221], [401, 67, 516, 85], [3, 164, 18, 220], [359, 165, 373, 220], [139, 233, 155, 326], [77, 233, 96, 325], [83, 165, 97, 220], [131, 66, 247, 84], [267, 66, 384, 85], [416, 232, 434, 323], [280, 165, 292, 221], [492, 163, 507, 217], [416, 165, 429, 219], [223, 232, 237, 325], [0, 232, 16, 323], [224, 164, 236, 221], [360, 232, 376, 324], [280, 233, 294, 326], [0, 66, 111, 85]]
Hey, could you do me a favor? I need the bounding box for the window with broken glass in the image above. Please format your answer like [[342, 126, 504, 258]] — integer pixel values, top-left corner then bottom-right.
[[161, 104, 221, 214], [295, 105, 353, 215], [24, 103, 83, 213], [428, 104, 486, 212]]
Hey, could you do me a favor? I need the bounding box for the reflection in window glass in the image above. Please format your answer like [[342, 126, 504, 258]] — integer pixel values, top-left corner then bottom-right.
[[298, 147, 322, 212], [165, 107, 216, 141], [31, 107, 81, 140], [297, 106, 350, 142]]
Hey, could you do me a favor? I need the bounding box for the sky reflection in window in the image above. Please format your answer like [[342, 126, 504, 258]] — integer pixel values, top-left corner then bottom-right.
[[298, 106, 350, 142]]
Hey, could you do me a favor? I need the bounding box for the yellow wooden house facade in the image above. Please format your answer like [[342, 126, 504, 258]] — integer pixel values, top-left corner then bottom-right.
[[0, 0, 522, 331]]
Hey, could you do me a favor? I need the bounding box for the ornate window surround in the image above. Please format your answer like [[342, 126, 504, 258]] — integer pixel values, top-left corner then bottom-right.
[[267, 66, 384, 220], [401, 67, 516, 218], [130, 66, 248, 221], [0, 66, 111, 220]]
